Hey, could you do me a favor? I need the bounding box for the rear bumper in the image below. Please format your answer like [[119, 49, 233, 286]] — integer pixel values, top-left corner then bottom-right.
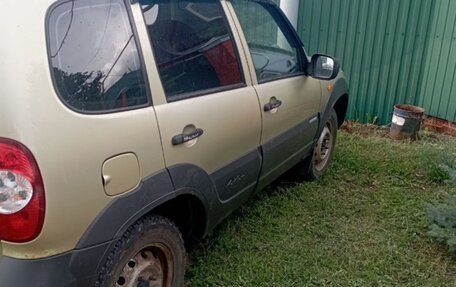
[[0, 241, 112, 287]]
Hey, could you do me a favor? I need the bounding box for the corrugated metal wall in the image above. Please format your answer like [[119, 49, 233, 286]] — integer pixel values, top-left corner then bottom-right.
[[418, 0, 456, 122], [231, 0, 281, 46], [232, 0, 279, 45], [296, 0, 456, 124]]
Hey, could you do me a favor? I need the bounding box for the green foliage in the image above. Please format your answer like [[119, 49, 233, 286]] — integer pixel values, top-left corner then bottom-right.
[[427, 164, 456, 253], [427, 164, 451, 183], [444, 165, 456, 186], [365, 113, 379, 125], [427, 196, 456, 252], [53, 68, 104, 110]]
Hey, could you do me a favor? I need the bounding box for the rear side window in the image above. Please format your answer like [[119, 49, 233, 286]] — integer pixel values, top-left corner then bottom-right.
[[140, 0, 244, 102], [47, 0, 149, 113]]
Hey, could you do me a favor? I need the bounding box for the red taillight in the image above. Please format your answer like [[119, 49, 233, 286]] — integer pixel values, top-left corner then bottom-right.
[[0, 138, 45, 243]]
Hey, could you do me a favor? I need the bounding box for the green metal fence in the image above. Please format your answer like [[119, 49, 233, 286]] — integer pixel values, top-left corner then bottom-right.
[[296, 0, 456, 124], [232, 1, 280, 46], [419, 0, 456, 122]]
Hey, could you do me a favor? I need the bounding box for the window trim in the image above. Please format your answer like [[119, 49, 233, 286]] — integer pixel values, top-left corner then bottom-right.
[[167, 82, 247, 103], [139, 0, 247, 103], [232, 0, 310, 85], [45, 0, 153, 115]]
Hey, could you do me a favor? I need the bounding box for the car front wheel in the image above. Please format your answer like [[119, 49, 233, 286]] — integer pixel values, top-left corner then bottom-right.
[[298, 109, 338, 180]]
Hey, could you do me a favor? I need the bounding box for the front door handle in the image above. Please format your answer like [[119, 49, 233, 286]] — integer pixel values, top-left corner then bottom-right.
[[264, 98, 282, 112], [172, 128, 204, 145]]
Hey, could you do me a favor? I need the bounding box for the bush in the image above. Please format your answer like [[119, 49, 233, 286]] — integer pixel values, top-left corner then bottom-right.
[[428, 164, 451, 183], [446, 166, 456, 186], [427, 165, 456, 252]]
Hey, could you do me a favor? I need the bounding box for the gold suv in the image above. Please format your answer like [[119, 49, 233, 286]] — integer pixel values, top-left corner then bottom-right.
[[0, 0, 348, 286]]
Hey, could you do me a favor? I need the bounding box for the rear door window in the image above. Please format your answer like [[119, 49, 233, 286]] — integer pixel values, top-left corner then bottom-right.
[[140, 0, 244, 102], [47, 0, 149, 113]]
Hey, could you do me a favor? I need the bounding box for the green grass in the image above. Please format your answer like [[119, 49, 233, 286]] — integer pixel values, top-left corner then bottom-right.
[[187, 127, 456, 286]]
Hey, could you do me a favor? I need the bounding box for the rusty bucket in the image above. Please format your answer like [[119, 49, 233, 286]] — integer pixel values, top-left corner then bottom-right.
[[390, 105, 425, 140]]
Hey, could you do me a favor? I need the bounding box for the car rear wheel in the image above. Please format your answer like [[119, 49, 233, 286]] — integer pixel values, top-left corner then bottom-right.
[[95, 215, 186, 287]]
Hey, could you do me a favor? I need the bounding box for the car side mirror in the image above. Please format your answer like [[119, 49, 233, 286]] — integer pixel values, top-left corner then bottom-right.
[[308, 54, 340, 80]]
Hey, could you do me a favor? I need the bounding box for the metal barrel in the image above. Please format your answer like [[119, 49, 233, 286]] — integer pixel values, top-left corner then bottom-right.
[[390, 105, 425, 140]]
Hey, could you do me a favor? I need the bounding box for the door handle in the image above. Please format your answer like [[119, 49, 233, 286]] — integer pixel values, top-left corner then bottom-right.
[[172, 128, 204, 145], [264, 98, 282, 112]]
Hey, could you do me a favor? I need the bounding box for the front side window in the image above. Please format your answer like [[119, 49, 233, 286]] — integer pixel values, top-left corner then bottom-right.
[[48, 0, 148, 112], [231, 0, 303, 83], [141, 0, 244, 101]]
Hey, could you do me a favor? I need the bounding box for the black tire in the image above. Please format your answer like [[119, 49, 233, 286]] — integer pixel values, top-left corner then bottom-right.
[[297, 109, 338, 180], [95, 215, 186, 287]]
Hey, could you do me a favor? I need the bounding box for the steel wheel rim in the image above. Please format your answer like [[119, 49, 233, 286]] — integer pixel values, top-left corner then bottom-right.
[[116, 244, 173, 287], [314, 125, 333, 171]]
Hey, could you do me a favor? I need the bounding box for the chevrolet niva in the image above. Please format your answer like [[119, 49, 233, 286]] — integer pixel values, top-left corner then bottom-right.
[[0, 0, 348, 286]]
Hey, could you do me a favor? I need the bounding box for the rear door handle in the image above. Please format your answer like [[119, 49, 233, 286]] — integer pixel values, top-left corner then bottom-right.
[[172, 128, 204, 145], [264, 98, 282, 112]]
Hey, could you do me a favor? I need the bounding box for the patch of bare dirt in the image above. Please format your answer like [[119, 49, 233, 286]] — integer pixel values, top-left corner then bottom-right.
[[340, 121, 390, 138]]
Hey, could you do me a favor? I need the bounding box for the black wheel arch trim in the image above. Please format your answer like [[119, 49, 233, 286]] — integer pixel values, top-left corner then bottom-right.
[[318, 77, 349, 137], [76, 168, 212, 250]]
